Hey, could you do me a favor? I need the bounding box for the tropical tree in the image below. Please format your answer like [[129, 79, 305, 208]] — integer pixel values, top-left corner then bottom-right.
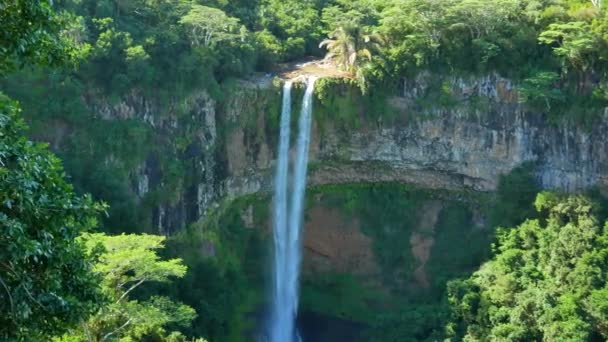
[[319, 25, 383, 75], [377, 0, 441, 72], [446, 193, 608, 340], [179, 5, 242, 47], [1, 1, 107, 339], [518, 71, 565, 110], [539, 21, 601, 73], [0, 94, 106, 340], [58, 233, 201, 342], [0, 0, 71, 73]]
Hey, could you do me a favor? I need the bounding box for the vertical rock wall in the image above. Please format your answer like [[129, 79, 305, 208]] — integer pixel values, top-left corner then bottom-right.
[[76, 75, 608, 234]]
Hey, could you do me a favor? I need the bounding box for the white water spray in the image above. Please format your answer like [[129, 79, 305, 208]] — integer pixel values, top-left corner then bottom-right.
[[270, 77, 316, 342]]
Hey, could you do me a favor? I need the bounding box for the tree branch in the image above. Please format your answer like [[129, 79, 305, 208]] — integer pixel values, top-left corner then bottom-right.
[[101, 318, 132, 342], [116, 278, 146, 303], [19, 283, 44, 308], [0, 275, 14, 315], [80, 319, 93, 342], [0, 261, 15, 274]]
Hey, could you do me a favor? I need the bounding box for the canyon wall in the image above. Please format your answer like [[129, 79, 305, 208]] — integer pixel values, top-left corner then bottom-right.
[[74, 74, 608, 234], [220, 74, 608, 211]]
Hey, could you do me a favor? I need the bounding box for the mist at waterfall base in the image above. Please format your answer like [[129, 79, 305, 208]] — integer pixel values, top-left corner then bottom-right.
[[268, 77, 316, 342]]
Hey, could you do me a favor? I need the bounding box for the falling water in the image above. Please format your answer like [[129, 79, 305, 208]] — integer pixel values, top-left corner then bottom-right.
[[270, 77, 316, 342], [270, 80, 292, 342], [285, 77, 316, 327]]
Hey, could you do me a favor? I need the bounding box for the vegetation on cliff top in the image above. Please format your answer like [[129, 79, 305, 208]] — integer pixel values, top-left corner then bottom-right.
[[5, 0, 608, 102]]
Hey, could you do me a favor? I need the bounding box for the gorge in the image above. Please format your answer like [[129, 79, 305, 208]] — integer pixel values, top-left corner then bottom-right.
[[74, 72, 608, 234], [5, 1, 608, 341], [10, 71, 608, 340]]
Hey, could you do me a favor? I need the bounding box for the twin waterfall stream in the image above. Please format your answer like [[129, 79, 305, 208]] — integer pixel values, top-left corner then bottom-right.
[[269, 77, 317, 342]]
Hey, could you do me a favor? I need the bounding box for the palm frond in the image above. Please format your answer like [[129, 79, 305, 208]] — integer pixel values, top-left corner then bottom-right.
[[319, 25, 385, 74], [358, 48, 372, 61]]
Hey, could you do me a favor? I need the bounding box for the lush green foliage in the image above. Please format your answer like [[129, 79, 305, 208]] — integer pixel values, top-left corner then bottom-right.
[[0, 2, 108, 338], [319, 25, 383, 78], [56, 233, 203, 341], [4, 0, 608, 117], [489, 164, 540, 229], [0, 94, 105, 340], [11, 0, 608, 88], [447, 193, 608, 341], [0, 0, 74, 73]]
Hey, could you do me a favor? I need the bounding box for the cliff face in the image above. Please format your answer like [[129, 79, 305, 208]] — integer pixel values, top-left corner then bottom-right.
[[73, 74, 608, 233], [222, 74, 607, 198], [83, 89, 219, 234]]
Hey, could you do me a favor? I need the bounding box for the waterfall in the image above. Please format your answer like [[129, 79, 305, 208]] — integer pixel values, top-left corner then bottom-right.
[[270, 77, 316, 342], [270, 80, 292, 342], [286, 77, 316, 325]]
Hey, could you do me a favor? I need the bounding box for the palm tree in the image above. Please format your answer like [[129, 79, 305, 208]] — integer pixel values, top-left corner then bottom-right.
[[319, 25, 383, 75]]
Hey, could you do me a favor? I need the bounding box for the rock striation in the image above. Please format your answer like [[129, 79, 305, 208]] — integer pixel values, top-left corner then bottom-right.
[[78, 74, 608, 233]]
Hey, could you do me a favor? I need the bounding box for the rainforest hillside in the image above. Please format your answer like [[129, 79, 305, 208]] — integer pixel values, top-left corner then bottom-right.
[[2, 0, 608, 341]]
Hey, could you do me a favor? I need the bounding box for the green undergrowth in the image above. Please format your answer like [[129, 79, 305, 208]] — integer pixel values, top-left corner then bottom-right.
[[313, 77, 399, 134], [298, 170, 541, 340], [297, 183, 487, 339], [308, 183, 489, 290], [543, 89, 608, 128], [414, 78, 460, 109], [299, 272, 387, 323], [312, 74, 608, 133], [160, 194, 270, 342]]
